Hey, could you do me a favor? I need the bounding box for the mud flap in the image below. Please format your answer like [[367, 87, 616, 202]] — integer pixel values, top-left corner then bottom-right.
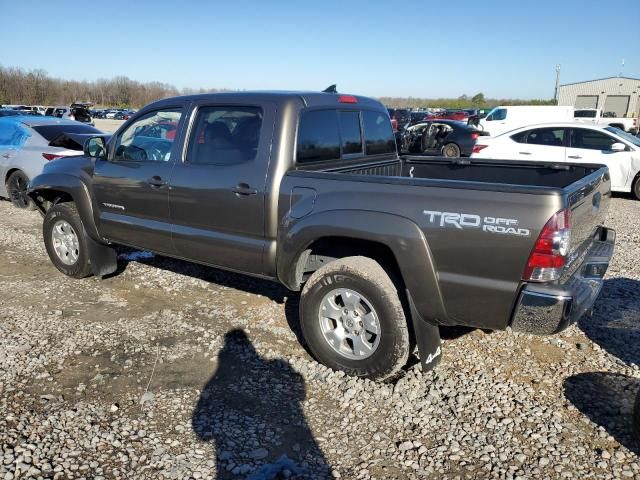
[[86, 235, 117, 277], [406, 290, 442, 371]]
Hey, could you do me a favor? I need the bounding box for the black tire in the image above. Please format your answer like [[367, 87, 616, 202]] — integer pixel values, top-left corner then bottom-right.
[[633, 177, 640, 201], [300, 256, 410, 381], [43, 202, 93, 278], [442, 143, 461, 158], [6, 170, 35, 210]]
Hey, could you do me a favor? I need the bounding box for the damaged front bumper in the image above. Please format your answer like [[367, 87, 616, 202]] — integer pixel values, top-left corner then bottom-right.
[[510, 227, 615, 335]]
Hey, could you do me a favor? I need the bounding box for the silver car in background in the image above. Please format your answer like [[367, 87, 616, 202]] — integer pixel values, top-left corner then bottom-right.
[[0, 116, 101, 208]]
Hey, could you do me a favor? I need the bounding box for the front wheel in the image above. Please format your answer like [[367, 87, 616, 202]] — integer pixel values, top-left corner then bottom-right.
[[300, 256, 410, 381], [442, 143, 461, 158], [6, 170, 35, 210], [43, 203, 93, 278]]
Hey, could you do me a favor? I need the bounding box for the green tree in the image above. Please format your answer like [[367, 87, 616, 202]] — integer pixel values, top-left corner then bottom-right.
[[471, 93, 485, 106]]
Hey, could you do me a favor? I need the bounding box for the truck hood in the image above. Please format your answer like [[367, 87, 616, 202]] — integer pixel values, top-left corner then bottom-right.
[[40, 153, 96, 177]]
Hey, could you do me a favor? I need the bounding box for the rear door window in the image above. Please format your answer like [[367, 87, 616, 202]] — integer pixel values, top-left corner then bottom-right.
[[512, 128, 566, 146], [362, 110, 396, 155], [297, 110, 340, 163], [186, 106, 263, 165]]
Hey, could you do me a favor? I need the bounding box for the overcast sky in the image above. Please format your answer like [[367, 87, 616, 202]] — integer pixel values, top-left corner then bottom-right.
[[1, 0, 639, 99]]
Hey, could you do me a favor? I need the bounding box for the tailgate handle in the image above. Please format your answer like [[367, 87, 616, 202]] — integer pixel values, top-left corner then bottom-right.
[[592, 192, 602, 211], [568, 155, 582, 159], [518, 151, 531, 155]]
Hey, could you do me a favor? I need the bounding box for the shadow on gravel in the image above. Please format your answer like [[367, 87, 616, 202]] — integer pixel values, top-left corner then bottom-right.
[[192, 329, 331, 479], [112, 249, 309, 349], [579, 278, 640, 367], [564, 372, 640, 455]]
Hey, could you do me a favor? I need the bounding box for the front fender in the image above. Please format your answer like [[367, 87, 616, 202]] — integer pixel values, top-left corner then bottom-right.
[[277, 209, 448, 324], [28, 172, 101, 242]]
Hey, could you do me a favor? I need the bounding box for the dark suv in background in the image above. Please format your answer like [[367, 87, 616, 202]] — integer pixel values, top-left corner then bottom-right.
[[46, 104, 94, 125], [387, 108, 411, 131]]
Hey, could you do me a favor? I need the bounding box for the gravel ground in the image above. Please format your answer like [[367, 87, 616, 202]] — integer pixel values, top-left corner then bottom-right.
[[0, 196, 639, 480], [93, 119, 123, 134]]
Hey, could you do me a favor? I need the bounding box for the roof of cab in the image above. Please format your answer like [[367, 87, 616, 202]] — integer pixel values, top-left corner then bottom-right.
[[144, 90, 386, 112]]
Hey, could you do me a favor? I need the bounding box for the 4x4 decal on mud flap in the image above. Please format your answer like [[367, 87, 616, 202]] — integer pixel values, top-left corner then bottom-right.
[[424, 346, 441, 365], [423, 210, 530, 237]]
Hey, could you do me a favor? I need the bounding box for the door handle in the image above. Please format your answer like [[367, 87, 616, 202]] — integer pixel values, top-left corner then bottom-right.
[[518, 152, 531, 155], [1, 153, 10, 159], [147, 176, 167, 188], [231, 183, 258, 196], [568, 155, 582, 159]]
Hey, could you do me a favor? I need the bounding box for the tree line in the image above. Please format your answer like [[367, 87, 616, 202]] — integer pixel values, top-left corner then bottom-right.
[[0, 66, 555, 109], [0, 66, 230, 108], [381, 92, 556, 110]]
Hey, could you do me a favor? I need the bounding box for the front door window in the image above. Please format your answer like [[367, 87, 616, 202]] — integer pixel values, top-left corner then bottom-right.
[[113, 109, 183, 162]]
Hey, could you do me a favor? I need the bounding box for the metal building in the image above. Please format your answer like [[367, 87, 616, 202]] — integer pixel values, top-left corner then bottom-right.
[[558, 76, 640, 118]]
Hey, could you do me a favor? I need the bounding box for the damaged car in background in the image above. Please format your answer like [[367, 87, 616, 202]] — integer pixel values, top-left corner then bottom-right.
[[0, 116, 102, 209], [399, 119, 489, 157]]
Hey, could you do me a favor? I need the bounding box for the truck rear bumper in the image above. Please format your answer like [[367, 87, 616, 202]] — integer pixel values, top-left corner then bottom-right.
[[510, 227, 615, 335]]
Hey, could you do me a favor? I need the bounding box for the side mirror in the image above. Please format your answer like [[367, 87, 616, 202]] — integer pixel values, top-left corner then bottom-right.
[[84, 136, 107, 159], [610, 142, 626, 152]]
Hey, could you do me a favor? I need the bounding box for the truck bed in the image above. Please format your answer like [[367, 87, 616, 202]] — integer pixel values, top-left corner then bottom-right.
[[284, 155, 610, 331], [322, 156, 604, 191]]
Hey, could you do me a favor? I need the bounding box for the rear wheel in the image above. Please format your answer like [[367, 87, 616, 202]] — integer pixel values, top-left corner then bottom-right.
[[6, 170, 35, 210], [442, 143, 461, 158], [300, 256, 410, 381], [43, 203, 93, 278], [633, 177, 640, 201]]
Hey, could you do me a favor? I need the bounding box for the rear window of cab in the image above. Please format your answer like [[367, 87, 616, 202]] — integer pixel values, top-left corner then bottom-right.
[[296, 109, 395, 163]]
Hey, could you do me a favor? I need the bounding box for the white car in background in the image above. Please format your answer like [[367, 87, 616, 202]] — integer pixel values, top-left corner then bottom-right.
[[478, 106, 574, 136], [471, 123, 640, 199], [574, 108, 638, 134]]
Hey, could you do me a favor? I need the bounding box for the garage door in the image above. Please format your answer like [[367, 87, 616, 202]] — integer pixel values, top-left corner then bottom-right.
[[603, 96, 630, 117], [575, 95, 598, 109]]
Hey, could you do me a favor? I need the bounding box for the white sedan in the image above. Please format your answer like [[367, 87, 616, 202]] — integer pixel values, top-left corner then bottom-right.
[[471, 123, 640, 199]]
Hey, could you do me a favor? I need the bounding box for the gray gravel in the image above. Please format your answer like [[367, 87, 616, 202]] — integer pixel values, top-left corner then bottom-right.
[[0, 196, 639, 479]]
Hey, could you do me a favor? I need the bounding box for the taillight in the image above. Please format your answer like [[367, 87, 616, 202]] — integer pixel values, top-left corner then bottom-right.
[[42, 153, 65, 161], [338, 95, 357, 104], [472, 144, 488, 153], [470, 132, 479, 140], [522, 209, 571, 282]]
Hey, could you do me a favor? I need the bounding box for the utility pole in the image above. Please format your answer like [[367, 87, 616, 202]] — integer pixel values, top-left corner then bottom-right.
[[554, 64, 561, 105]]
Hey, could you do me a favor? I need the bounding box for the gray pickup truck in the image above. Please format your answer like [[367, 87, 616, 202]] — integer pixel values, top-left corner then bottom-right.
[[28, 90, 615, 381]]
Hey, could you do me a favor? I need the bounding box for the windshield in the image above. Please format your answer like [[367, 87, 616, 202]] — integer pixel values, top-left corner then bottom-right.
[[605, 126, 640, 148], [485, 108, 507, 121]]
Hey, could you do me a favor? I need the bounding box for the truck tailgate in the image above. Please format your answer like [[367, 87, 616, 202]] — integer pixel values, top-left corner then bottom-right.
[[563, 168, 611, 279]]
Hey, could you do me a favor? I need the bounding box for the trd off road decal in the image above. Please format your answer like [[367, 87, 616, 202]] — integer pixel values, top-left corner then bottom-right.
[[423, 210, 530, 237]]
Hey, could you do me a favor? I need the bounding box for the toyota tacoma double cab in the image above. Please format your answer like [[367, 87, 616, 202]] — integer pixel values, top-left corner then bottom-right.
[[28, 90, 615, 381]]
